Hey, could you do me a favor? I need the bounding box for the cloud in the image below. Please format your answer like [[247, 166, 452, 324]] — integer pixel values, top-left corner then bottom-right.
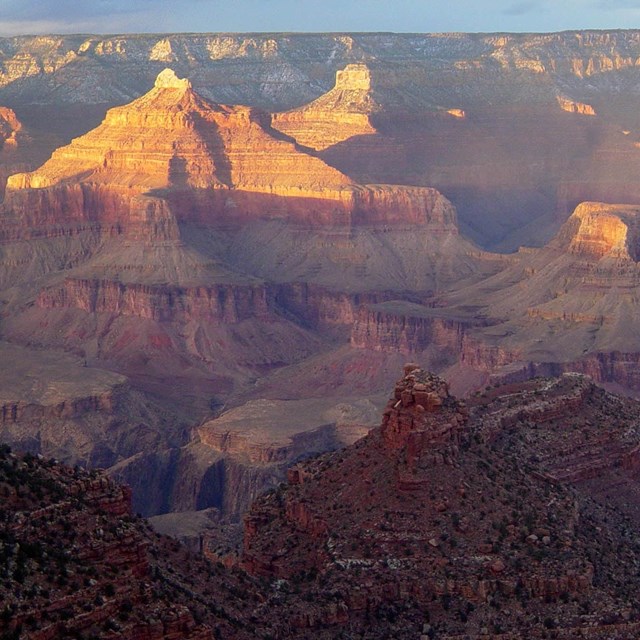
[[503, 1, 543, 15]]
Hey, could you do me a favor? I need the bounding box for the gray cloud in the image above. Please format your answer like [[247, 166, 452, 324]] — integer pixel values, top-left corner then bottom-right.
[[2, 0, 185, 22], [0, 0, 188, 35]]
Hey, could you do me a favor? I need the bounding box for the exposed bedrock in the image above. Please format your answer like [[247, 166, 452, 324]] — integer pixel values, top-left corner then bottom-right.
[[37, 278, 272, 324]]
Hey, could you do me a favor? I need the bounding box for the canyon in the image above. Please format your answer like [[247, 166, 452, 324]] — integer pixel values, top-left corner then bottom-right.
[[4, 30, 640, 551]]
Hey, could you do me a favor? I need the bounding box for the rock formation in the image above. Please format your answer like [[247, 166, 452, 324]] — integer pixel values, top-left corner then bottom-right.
[[5, 368, 640, 638], [3, 68, 469, 232], [241, 367, 640, 637], [437, 201, 640, 389], [0, 106, 36, 198], [3, 68, 355, 230], [8, 36, 640, 551], [7, 32, 640, 248], [272, 63, 379, 150], [557, 95, 597, 116], [0, 107, 21, 150], [0, 69, 501, 532]]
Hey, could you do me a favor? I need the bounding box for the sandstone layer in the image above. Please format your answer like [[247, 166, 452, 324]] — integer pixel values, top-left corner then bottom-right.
[[435, 201, 640, 389], [272, 63, 379, 150]]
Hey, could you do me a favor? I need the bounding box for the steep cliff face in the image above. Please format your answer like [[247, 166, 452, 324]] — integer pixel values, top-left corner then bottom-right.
[[37, 277, 272, 323], [350, 301, 485, 354], [556, 201, 640, 260]]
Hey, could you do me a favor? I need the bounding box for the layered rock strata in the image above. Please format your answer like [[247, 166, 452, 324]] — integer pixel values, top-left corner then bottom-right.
[[272, 63, 379, 150], [441, 202, 640, 388], [2, 68, 463, 233]]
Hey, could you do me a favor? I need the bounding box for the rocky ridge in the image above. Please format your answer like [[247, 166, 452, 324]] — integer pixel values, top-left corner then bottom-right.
[[5, 368, 640, 638], [0, 445, 268, 640], [241, 366, 640, 638]]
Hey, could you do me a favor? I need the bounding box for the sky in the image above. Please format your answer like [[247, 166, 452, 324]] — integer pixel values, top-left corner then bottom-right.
[[2, 0, 640, 37]]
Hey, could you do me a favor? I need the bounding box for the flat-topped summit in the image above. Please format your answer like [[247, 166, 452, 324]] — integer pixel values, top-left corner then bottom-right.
[[272, 62, 380, 150], [334, 63, 372, 91], [558, 201, 640, 260], [153, 67, 192, 90]]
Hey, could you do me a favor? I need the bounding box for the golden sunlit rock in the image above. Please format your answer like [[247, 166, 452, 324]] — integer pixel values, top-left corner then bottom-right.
[[272, 63, 378, 150]]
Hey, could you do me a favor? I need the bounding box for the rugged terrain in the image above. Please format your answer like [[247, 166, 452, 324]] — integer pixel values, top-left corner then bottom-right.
[[242, 366, 640, 638], [4, 368, 640, 638], [5, 30, 640, 533], [6, 31, 640, 248], [0, 445, 266, 640], [0, 64, 496, 522]]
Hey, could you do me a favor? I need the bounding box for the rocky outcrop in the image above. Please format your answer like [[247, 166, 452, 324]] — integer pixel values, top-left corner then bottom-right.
[[0, 106, 21, 149], [241, 367, 640, 637], [554, 201, 640, 260], [272, 63, 379, 150], [37, 277, 272, 323], [436, 201, 640, 390], [381, 365, 467, 478], [0, 448, 271, 640], [557, 96, 596, 116]]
